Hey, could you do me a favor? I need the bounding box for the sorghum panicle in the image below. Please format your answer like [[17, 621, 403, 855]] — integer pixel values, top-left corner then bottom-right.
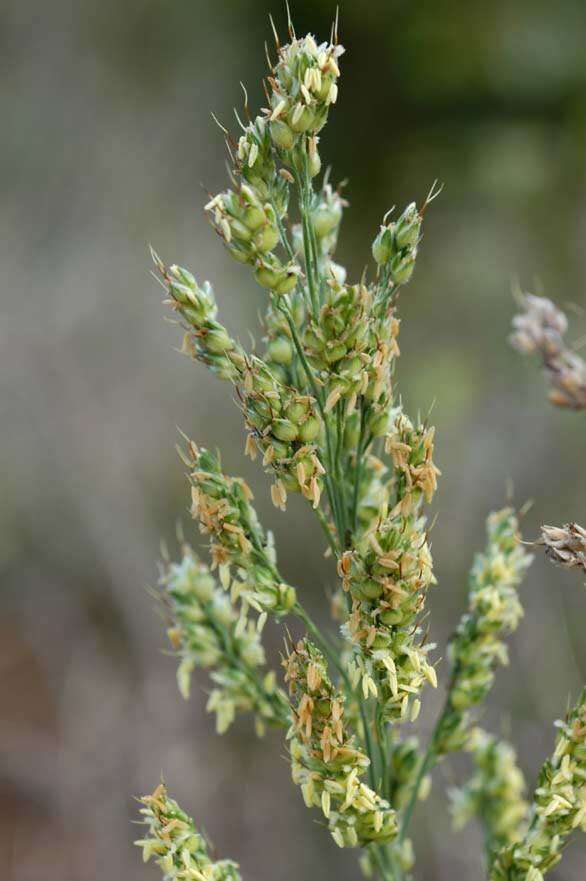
[[136, 11, 585, 881]]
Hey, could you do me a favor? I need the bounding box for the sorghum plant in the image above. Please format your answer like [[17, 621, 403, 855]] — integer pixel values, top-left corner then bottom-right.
[[135, 11, 585, 881]]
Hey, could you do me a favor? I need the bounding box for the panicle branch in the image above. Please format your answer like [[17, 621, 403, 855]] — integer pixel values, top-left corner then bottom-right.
[[372, 202, 422, 292], [490, 691, 586, 881], [151, 252, 245, 382], [450, 728, 529, 863], [159, 544, 289, 734], [339, 411, 440, 723], [434, 508, 532, 755], [284, 638, 398, 848], [183, 441, 297, 615], [155, 253, 326, 510], [136, 783, 242, 881]]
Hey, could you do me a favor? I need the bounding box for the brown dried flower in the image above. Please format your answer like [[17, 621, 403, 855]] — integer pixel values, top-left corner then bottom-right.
[[538, 523, 586, 574], [510, 293, 586, 410]]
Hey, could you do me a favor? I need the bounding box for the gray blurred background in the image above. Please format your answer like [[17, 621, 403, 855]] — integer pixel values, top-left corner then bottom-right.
[[1, 1, 585, 879]]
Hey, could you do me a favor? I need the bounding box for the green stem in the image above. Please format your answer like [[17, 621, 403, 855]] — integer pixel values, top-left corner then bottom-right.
[[268, 188, 313, 317], [351, 402, 369, 534], [277, 149, 349, 548], [315, 507, 340, 556], [295, 151, 350, 544], [371, 842, 400, 881], [358, 697, 379, 792], [399, 668, 461, 842], [385, 847, 403, 881], [301, 149, 326, 302], [279, 305, 322, 402], [269, 196, 295, 262], [278, 302, 345, 545], [398, 742, 435, 844], [335, 402, 349, 544], [375, 700, 390, 798], [295, 602, 348, 687], [270, 277, 339, 534], [293, 162, 320, 319]]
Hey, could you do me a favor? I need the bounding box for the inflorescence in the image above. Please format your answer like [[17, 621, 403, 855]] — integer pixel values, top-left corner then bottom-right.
[[136, 11, 585, 881]]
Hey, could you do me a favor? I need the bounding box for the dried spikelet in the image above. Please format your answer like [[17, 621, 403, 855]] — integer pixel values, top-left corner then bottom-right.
[[511, 293, 586, 410], [537, 523, 586, 574]]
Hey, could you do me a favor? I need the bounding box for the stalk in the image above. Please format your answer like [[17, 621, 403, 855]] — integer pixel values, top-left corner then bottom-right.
[[351, 401, 369, 533], [279, 301, 345, 541]]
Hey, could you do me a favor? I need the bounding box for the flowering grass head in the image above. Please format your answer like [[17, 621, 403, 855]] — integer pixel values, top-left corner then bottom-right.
[[136, 10, 585, 881]]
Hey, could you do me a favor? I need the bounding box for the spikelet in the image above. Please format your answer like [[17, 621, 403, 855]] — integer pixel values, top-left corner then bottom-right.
[[267, 31, 344, 145], [538, 523, 586, 574]]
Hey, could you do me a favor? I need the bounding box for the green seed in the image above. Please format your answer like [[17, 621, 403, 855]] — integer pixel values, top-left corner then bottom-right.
[[272, 418, 298, 442]]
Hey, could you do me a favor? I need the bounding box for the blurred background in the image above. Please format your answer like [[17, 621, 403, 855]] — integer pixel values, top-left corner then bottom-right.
[[1, 1, 585, 878]]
